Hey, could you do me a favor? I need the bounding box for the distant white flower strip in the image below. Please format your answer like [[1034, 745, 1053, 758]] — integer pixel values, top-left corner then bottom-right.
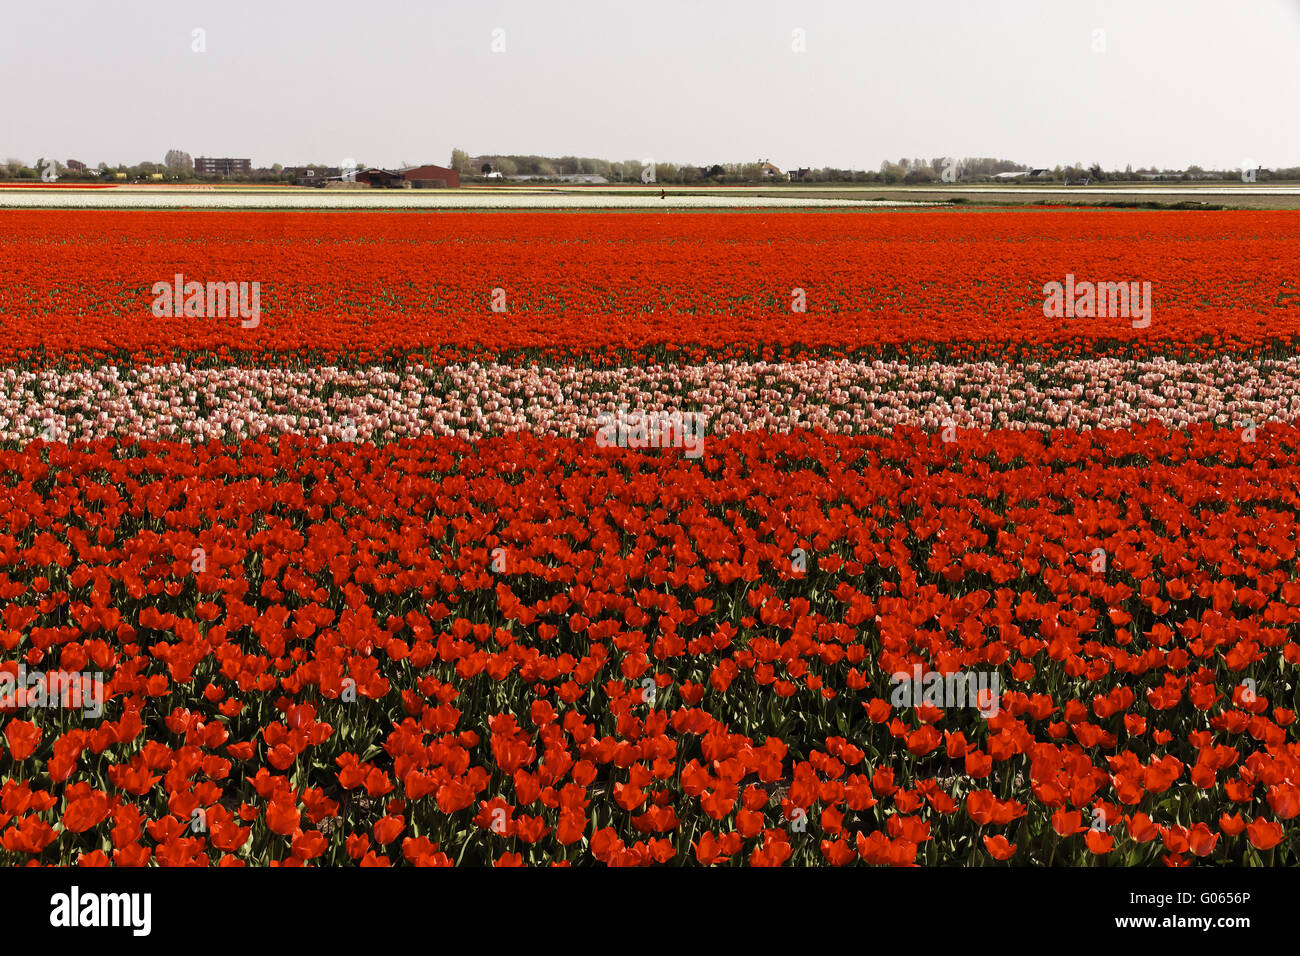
[[3, 356, 1299, 443], [0, 190, 914, 210]]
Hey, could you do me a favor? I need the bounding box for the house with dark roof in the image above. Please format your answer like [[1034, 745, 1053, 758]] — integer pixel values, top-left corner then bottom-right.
[[352, 168, 406, 187]]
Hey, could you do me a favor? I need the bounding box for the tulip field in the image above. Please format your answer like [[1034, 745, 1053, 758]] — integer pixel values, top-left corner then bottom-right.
[[3, 207, 1300, 867]]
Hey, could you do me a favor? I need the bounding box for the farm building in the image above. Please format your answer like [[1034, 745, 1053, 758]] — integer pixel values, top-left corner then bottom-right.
[[287, 166, 341, 187], [328, 164, 463, 188], [299, 164, 461, 188], [400, 164, 461, 188], [353, 168, 407, 188]]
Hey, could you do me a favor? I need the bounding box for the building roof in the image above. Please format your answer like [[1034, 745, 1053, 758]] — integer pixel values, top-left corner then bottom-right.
[[400, 164, 458, 178]]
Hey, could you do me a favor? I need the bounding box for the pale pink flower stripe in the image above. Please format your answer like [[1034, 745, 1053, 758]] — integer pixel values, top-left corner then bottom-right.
[[3, 356, 1298, 443]]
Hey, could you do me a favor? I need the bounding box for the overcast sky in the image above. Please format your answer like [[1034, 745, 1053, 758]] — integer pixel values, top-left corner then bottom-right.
[[3, 0, 1297, 172]]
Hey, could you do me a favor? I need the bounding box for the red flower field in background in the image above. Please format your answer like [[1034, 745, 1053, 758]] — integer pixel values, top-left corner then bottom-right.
[[1, 209, 1298, 367]]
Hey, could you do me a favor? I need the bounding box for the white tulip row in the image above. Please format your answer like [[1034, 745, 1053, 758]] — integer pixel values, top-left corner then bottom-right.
[[2, 355, 1297, 443]]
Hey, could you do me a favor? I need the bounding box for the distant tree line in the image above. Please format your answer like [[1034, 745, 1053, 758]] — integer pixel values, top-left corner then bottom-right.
[[452, 150, 734, 183], [449, 149, 1300, 185]]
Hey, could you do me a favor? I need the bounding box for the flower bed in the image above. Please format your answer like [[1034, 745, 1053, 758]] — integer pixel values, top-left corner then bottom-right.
[[1, 210, 1298, 367], [2, 208, 1298, 866]]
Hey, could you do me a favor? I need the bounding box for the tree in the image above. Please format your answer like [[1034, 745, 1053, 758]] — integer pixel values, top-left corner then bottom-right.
[[450, 149, 472, 174], [164, 150, 193, 173]]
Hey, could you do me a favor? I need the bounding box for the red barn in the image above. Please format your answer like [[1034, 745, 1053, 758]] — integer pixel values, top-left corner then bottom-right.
[[401, 164, 460, 188]]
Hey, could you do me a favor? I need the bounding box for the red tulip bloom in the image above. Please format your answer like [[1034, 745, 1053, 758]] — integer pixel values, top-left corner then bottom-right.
[[265, 797, 301, 837], [693, 831, 731, 866], [1246, 818, 1284, 851], [1052, 808, 1083, 837], [62, 787, 110, 833], [292, 830, 329, 860], [4, 721, 42, 761], [1084, 829, 1115, 854], [372, 815, 405, 845], [1218, 813, 1246, 837], [1187, 823, 1218, 857], [1267, 783, 1300, 820], [983, 835, 1016, 860]]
